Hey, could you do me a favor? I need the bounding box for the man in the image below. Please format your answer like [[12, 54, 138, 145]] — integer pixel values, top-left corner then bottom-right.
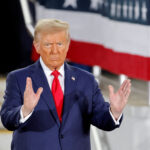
[[0, 19, 131, 150]]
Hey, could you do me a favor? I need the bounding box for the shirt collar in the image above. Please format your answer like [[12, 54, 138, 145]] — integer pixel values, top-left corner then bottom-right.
[[40, 57, 64, 77]]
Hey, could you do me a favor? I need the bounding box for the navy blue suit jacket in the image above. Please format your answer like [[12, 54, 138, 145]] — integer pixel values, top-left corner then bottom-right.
[[1, 60, 121, 150]]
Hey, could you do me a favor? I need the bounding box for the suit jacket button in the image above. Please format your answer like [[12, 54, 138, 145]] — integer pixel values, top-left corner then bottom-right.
[[60, 134, 64, 139]]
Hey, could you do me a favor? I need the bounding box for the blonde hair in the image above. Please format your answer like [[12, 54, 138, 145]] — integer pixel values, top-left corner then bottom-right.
[[34, 18, 70, 42]]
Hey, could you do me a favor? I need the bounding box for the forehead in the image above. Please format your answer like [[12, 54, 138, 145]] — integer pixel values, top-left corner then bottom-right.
[[40, 30, 68, 41]]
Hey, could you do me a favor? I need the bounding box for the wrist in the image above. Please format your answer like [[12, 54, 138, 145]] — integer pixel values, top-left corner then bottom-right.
[[22, 105, 32, 118], [110, 107, 122, 120]]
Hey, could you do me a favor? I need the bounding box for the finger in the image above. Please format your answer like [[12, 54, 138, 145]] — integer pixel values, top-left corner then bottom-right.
[[120, 79, 131, 92], [25, 77, 30, 91], [124, 88, 131, 98], [108, 85, 114, 96], [123, 80, 131, 92], [25, 77, 33, 92], [123, 81, 131, 95], [122, 89, 131, 105], [119, 80, 127, 91], [36, 87, 43, 100]]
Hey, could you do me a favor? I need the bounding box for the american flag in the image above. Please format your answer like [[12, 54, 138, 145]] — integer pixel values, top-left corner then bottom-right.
[[32, 0, 150, 80]]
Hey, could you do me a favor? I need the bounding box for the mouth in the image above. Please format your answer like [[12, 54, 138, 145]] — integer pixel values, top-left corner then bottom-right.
[[50, 57, 59, 61]]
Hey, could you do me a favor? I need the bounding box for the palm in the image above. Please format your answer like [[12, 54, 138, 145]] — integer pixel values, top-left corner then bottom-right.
[[24, 86, 39, 110], [109, 79, 131, 119], [109, 87, 126, 113], [23, 77, 43, 117]]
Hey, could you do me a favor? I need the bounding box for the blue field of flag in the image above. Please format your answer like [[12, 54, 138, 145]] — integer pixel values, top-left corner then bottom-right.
[[37, 0, 150, 25]]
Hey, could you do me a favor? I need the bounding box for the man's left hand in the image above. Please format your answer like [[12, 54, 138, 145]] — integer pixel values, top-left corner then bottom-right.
[[108, 79, 131, 120]]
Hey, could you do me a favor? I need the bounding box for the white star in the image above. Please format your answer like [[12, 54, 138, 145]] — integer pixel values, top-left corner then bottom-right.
[[134, 1, 139, 19], [141, 1, 147, 21], [63, 0, 78, 9], [90, 0, 103, 10]]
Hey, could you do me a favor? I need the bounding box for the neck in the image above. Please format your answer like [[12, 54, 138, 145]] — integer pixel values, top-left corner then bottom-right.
[[39, 57, 64, 72], [49, 66, 61, 71]]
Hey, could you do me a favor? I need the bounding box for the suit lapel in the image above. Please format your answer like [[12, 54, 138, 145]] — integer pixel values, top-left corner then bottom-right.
[[61, 63, 77, 126], [30, 60, 60, 127]]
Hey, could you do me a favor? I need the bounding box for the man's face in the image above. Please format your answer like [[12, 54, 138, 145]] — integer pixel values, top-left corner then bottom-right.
[[34, 30, 70, 70]]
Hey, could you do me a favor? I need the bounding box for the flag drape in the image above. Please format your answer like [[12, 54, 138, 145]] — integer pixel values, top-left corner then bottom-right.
[[32, 0, 150, 80]]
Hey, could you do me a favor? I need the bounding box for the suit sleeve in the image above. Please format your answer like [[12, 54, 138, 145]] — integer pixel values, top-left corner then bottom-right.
[[90, 77, 122, 131], [0, 72, 23, 131]]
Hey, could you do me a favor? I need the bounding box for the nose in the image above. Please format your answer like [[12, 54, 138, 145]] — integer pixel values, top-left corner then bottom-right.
[[51, 44, 58, 54]]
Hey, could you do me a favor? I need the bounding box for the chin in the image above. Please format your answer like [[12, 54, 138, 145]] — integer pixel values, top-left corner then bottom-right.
[[51, 63, 61, 70]]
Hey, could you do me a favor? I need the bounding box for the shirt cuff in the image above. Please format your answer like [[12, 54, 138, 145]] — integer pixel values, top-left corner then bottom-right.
[[19, 106, 33, 123], [109, 108, 122, 125]]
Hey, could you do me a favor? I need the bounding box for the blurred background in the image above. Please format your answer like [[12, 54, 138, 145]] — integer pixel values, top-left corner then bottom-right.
[[0, 0, 150, 150]]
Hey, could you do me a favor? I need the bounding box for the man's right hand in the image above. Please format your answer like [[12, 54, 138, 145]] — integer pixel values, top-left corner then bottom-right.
[[22, 77, 43, 118]]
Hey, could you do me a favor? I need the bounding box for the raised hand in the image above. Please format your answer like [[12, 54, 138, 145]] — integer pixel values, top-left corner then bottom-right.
[[22, 77, 43, 118], [108, 79, 131, 120]]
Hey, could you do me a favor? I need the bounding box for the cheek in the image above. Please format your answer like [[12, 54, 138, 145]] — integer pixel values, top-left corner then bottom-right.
[[40, 51, 50, 61], [61, 50, 68, 58], [41, 49, 50, 56]]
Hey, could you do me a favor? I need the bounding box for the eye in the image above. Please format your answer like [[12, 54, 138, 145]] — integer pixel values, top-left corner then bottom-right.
[[44, 43, 52, 48], [57, 42, 63, 47]]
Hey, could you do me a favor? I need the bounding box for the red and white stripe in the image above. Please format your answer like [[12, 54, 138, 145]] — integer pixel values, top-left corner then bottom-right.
[[33, 3, 150, 80]]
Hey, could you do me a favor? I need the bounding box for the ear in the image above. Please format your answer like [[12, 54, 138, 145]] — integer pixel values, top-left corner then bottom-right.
[[33, 41, 40, 54], [66, 39, 70, 52]]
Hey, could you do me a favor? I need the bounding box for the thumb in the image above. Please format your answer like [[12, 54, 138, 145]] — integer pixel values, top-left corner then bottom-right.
[[36, 87, 43, 100], [108, 85, 114, 96]]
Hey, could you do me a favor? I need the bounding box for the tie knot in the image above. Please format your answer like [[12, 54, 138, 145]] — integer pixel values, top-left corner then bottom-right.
[[51, 70, 60, 78]]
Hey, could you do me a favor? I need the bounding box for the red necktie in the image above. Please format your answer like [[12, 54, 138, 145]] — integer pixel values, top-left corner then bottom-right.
[[51, 70, 63, 122]]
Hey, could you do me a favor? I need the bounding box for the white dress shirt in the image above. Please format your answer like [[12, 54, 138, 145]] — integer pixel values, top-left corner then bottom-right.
[[20, 57, 121, 125], [39, 57, 65, 93]]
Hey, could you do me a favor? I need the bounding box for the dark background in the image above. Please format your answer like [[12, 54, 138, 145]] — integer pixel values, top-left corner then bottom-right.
[[1, 0, 35, 74]]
